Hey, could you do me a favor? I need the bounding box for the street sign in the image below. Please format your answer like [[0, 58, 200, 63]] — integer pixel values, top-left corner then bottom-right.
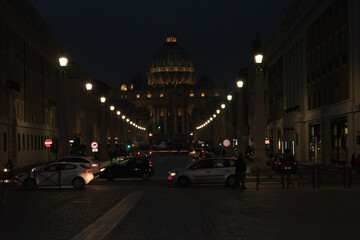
[[45, 139, 53, 148], [91, 141, 98, 149], [223, 139, 230, 147]]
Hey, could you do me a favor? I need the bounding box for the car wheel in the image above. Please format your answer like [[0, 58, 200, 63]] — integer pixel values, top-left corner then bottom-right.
[[106, 173, 114, 181], [23, 178, 36, 189], [72, 177, 85, 189], [142, 172, 151, 180], [226, 175, 236, 187], [178, 176, 190, 187]]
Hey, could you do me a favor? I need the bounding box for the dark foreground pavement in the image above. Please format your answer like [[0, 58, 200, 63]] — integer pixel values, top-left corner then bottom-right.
[[1, 178, 360, 240]]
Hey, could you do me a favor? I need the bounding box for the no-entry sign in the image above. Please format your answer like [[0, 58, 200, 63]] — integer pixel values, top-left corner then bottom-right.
[[223, 139, 230, 147], [91, 141, 98, 149], [45, 139, 53, 148]]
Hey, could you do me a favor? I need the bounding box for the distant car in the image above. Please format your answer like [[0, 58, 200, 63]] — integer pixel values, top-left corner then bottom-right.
[[56, 156, 99, 174], [99, 157, 153, 181], [14, 162, 94, 189], [189, 148, 203, 156], [273, 155, 297, 173], [192, 151, 215, 162], [168, 158, 236, 187]]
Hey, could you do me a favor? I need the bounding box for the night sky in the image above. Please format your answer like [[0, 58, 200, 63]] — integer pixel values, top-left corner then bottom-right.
[[29, 0, 294, 91]]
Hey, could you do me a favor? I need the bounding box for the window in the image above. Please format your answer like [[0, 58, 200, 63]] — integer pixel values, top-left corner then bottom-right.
[[27, 134, 29, 150], [31, 134, 33, 150], [63, 164, 76, 170], [189, 92, 194, 97], [160, 93, 164, 98], [18, 134, 20, 151], [3, 133, 6, 152], [136, 94, 140, 98], [22, 134, 25, 150], [147, 93, 152, 98], [201, 93, 205, 97]]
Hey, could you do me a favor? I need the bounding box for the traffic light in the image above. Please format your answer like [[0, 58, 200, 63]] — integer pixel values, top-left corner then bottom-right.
[[127, 144, 131, 149], [357, 135, 360, 145]]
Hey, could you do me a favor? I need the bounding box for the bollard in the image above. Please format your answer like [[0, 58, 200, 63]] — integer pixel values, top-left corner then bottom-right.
[[58, 170, 61, 190], [293, 179, 298, 189]]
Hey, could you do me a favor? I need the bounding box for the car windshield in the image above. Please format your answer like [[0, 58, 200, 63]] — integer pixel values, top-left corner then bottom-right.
[[281, 156, 295, 162]]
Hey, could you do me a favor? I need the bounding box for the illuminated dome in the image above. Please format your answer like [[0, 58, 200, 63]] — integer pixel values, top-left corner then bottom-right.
[[148, 30, 196, 86]]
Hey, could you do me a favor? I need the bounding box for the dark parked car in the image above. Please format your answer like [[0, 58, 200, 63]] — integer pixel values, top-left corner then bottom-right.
[[99, 157, 153, 181], [273, 155, 297, 173]]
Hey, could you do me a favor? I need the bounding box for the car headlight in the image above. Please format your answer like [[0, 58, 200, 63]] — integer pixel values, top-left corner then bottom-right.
[[170, 172, 176, 177], [100, 168, 106, 172]]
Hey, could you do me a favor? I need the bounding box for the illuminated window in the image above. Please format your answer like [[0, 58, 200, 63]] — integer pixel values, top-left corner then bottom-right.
[[136, 94, 140, 98], [189, 92, 194, 97], [160, 93, 164, 98], [177, 108, 182, 116], [201, 93, 205, 97], [214, 90, 220, 96], [147, 93, 152, 98], [160, 108, 164, 117]]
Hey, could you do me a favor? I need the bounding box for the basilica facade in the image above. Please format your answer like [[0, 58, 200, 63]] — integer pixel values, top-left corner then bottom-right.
[[113, 31, 227, 148]]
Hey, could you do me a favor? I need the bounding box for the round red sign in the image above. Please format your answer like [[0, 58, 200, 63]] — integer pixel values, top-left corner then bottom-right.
[[223, 139, 231, 147], [91, 141, 98, 149], [45, 139, 53, 148]]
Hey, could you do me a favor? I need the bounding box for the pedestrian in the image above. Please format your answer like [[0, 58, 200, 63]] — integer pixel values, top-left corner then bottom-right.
[[5, 159, 14, 171], [233, 153, 247, 190], [351, 153, 356, 171], [356, 154, 360, 174]]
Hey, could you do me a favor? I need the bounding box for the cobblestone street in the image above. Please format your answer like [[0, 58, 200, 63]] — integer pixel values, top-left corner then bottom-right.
[[1, 156, 360, 240]]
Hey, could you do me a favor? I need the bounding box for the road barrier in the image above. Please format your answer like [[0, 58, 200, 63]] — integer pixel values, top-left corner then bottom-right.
[[256, 164, 357, 190]]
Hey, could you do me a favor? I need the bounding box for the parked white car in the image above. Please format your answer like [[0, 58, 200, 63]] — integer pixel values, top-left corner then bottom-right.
[[14, 162, 94, 189], [168, 158, 236, 187], [56, 156, 100, 174]]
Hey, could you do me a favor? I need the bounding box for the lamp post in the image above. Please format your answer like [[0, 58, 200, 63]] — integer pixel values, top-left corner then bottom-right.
[[58, 56, 69, 159], [99, 96, 108, 162], [236, 79, 245, 154], [253, 53, 267, 168]]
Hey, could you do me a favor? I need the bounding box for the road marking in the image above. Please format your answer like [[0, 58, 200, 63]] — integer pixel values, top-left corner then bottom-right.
[[72, 191, 144, 240]]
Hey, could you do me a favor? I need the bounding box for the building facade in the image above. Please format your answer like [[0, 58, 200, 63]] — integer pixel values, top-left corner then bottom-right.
[[0, 0, 62, 168], [112, 31, 228, 149], [258, 0, 360, 164]]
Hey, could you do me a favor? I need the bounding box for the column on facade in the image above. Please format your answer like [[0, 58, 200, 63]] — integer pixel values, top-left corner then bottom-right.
[[173, 107, 178, 134], [164, 108, 168, 134], [181, 107, 185, 133], [152, 106, 156, 134], [156, 107, 160, 133]]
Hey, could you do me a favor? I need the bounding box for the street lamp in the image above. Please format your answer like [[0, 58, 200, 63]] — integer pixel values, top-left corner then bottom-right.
[[221, 104, 226, 109], [100, 97, 106, 103], [59, 57, 68, 67], [85, 83, 93, 91], [227, 95, 232, 101], [58, 56, 70, 159], [254, 53, 263, 64], [110, 105, 115, 111], [237, 80, 244, 88], [216, 109, 220, 114], [117, 111, 121, 116]]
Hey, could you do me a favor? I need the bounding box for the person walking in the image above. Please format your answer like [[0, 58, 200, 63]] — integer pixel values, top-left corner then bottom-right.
[[351, 153, 356, 171], [233, 153, 247, 190]]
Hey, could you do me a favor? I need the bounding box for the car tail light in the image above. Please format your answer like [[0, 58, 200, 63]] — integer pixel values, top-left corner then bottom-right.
[[138, 151, 140, 155], [167, 176, 173, 181], [149, 163, 153, 167], [149, 151, 152, 155], [294, 162, 297, 165], [92, 163, 98, 167], [278, 162, 282, 165], [85, 169, 91, 173]]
